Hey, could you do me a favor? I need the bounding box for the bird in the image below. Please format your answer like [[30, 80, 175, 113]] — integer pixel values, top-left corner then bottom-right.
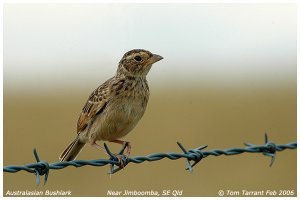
[[59, 49, 163, 162]]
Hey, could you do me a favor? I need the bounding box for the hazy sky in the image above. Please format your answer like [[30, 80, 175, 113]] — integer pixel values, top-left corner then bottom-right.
[[4, 3, 296, 91]]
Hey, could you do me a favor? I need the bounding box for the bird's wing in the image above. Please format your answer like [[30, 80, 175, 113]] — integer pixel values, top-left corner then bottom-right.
[[76, 78, 112, 133]]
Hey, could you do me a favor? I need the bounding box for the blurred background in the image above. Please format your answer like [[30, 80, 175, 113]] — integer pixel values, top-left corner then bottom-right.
[[3, 3, 296, 197]]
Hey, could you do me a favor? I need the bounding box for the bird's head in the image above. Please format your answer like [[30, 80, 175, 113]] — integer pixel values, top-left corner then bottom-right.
[[117, 49, 163, 77]]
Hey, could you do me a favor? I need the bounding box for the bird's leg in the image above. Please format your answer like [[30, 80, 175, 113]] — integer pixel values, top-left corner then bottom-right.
[[91, 142, 109, 156], [92, 142, 125, 173], [110, 139, 131, 158]]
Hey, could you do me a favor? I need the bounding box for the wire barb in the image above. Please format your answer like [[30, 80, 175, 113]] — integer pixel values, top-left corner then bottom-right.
[[177, 142, 207, 173], [244, 132, 277, 167], [32, 148, 50, 186], [3, 133, 296, 186]]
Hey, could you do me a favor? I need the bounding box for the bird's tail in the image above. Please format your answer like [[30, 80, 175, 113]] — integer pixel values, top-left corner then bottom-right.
[[59, 137, 85, 162]]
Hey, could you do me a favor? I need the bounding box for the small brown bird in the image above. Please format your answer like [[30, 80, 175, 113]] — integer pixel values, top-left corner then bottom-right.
[[59, 49, 163, 161]]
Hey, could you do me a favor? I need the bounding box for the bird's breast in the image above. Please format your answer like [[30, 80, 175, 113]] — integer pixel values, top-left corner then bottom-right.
[[88, 78, 150, 141], [94, 94, 149, 141]]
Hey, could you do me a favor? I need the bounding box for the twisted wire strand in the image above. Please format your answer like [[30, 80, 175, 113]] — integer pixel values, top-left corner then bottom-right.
[[3, 133, 296, 186]]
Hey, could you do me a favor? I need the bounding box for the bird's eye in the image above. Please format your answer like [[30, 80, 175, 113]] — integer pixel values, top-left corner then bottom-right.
[[134, 56, 142, 62]]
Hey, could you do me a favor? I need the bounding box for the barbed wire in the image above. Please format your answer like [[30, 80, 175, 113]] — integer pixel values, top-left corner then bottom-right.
[[3, 133, 296, 186]]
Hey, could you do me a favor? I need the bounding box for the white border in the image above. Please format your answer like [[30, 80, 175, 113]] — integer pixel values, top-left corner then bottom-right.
[[296, 0, 299, 198], [1, 1, 298, 200], [0, 0, 3, 199], [0, 0, 298, 3]]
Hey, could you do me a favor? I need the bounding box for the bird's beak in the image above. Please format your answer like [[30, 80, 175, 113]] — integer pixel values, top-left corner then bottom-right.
[[148, 54, 163, 65]]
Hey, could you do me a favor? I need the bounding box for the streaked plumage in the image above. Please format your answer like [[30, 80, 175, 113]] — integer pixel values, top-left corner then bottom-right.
[[59, 49, 163, 161]]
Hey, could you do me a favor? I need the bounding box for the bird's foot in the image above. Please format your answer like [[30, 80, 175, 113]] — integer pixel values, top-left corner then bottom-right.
[[103, 141, 132, 174], [114, 154, 128, 169]]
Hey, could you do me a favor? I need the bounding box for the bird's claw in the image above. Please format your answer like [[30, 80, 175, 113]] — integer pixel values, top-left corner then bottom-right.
[[109, 154, 128, 175], [104, 142, 131, 174], [114, 154, 128, 168]]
